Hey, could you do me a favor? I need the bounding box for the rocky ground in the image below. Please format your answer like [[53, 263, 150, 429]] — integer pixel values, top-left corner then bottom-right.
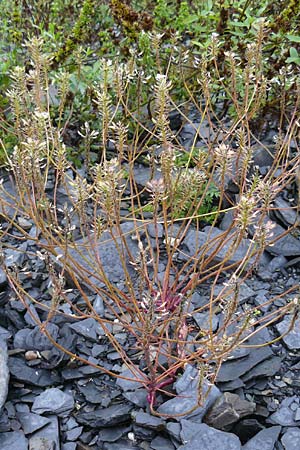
[[0, 116, 300, 450]]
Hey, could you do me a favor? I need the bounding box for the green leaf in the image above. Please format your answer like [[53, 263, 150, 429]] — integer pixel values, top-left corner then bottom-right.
[[287, 35, 300, 43], [290, 47, 299, 58]]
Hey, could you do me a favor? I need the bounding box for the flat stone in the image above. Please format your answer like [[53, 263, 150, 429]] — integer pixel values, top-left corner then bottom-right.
[[97, 425, 130, 443], [55, 222, 139, 289], [65, 426, 83, 441], [276, 316, 300, 350], [178, 423, 241, 449], [102, 440, 140, 450], [213, 282, 255, 304], [0, 339, 9, 411], [5, 242, 28, 267], [241, 356, 282, 382], [242, 426, 281, 450], [29, 416, 59, 450], [116, 365, 144, 391], [0, 431, 28, 450], [204, 392, 256, 430], [264, 220, 300, 256], [151, 435, 175, 450], [281, 427, 300, 449], [273, 197, 297, 226], [32, 388, 74, 417], [17, 412, 51, 434], [123, 389, 148, 408], [76, 403, 133, 427], [217, 333, 273, 383], [8, 357, 60, 386], [133, 411, 165, 430], [193, 311, 219, 332], [29, 437, 55, 450], [69, 318, 105, 341], [183, 226, 268, 268], [14, 324, 59, 351], [268, 397, 300, 426], [158, 378, 221, 421]]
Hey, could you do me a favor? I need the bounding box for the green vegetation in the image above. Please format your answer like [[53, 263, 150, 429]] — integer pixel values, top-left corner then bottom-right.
[[0, 1, 299, 415]]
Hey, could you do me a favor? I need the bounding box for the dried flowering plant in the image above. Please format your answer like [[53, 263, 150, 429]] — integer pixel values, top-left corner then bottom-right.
[[0, 37, 300, 416]]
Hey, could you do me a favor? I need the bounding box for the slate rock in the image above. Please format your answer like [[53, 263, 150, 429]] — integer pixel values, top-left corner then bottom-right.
[[55, 222, 139, 289], [61, 444, 76, 450], [65, 426, 83, 441], [29, 415, 59, 450], [17, 412, 51, 434], [242, 426, 281, 450], [0, 339, 9, 411], [204, 392, 256, 430], [0, 431, 28, 450], [213, 281, 255, 304], [264, 220, 300, 256], [158, 366, 221, 421], [281, 427, 300, 449], [275, 316, 300, 350], [183, 226, 268, 267], [241, 356, 282, 382], [116, 365, 144, 391], [123, 389, 148, 408], [0, 268, 7, 288], [8, 357, 60, 386], [274, 197, 298, 226], [14, 324, 59, 351], [102, 440, 140, 450], [32, 388, 74, 417], [217, 334, 273, 383], [5, 242, 28, 267], [29, 437, 55, 450], [76, 403, 133, 427], [133, 411, 165, 430], [268, 397, 300, 426], [151, 435, 175, 450], [97, 425, 131, 443], [178, 422, 241, 449], [69, 318, 105, 341]]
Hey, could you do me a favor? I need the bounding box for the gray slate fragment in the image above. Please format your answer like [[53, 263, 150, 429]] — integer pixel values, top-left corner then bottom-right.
[[158, 365, 222, 421], [217, 334, 273, 383], [178, 423, 241, 450], [98, 425, 131, 443], [69, 317, 105, 341], [151, 435, 175, 450], [76, 403, 133, 427], [241, 356, 282, 382], [17, 412, 51, 434], [0, 339, 9, 411], [32, 388, 74, 417], [183, 226, 268, 267], [133, 411, 165, 430], [268, 397, 300, 426], [8, 357, 60, 386], [14, 324, 59, 351], [275, 316, 300, 350], [204, 392, 256, 430], [242, 426, 281, 450], [29, 437, 55, 450], [264, 220, 300, 256], [55, 222, 139, 289], [103, 440, 140, 450], [0, 431, 28, 450], [29, 416, 59, 450], [116, 365, 144, 391], [281, 427, 300, 449], [274, 197, 298, 226]]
